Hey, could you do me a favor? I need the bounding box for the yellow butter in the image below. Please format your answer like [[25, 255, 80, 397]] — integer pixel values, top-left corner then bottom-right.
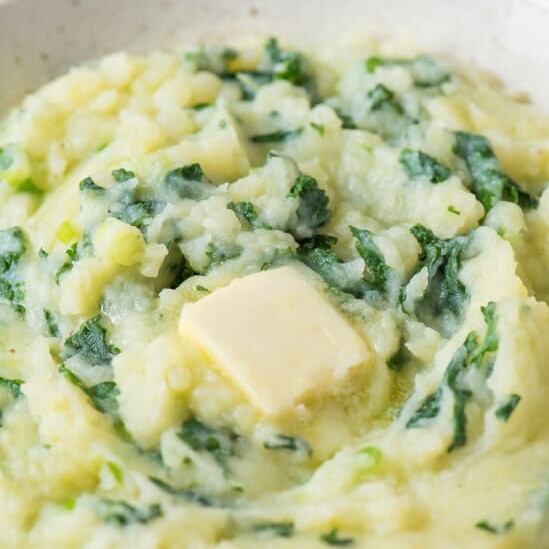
[[179, 266, 369, 414]]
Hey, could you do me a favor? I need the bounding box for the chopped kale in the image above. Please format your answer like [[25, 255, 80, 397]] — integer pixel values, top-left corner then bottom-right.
[[0, 227, 26, 315], [263, 434, 312, 456], [55, 242, 78, 284], [406, 302, 499, 451], [260, 246, 296, 270], [58, 365, 120, 416], [0, 377, 23, 399], [289, 174, 331, 234], [0, 278, 25, 316], [399, 148, 451, 183], [387, 338, 413, 371], [185, 45, 239, 75], [264, 37, 309, 87], [97, 499, 162, 526], [350, 226, 393, 294], [228, 201, 264, 229], [178, 419, 240, 470], [365, 55, 450, 87], [112, 200, 161, 230], [191, 102, 213, 111], [148, 476, 218, 507], [453, 131, 538, 211], [154, 244, 196, 292], [164, 164, 211, 200], [254, 521, 295, 538], [406, 224, 469, 332], [367, 84, 403, 113], [79, 176, 104, 192], [111, 168, 136, 183], [206, 241, 243, 267], [250, 128, 303, 143], [320, 528, 355, 546], [495, 394, 521, 422], [475, 520, 514, 535], [298, 246, 348, 290], [334, 109, 358, 129], [406, 389, 443, 428], [310, 122, 325, 135], [64, 315, 119, 366], [298, 234, 338, 252], [43, 309, 60, 337], [0, 227, 25, 274]]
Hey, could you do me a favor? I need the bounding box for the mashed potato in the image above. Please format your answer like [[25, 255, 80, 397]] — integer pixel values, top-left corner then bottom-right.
[[0, 37, 549, 548]]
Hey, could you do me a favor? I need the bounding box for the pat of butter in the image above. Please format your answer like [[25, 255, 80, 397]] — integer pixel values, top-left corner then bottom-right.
[[179, 266, 369, 415]]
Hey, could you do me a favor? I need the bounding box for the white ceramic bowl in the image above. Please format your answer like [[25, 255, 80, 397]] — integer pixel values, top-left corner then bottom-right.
[[1, 0, 549, 113]]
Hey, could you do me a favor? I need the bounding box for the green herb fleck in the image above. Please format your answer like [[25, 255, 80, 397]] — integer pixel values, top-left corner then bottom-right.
[[448, 205, 461, 215], [263, 434, 312, 456]]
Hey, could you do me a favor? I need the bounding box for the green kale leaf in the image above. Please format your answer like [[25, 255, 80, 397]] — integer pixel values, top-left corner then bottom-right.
[[495, 394, 521, 422], [406, 302, 499, 451], [367, 84, 403, 113], [64, 315, 119, 366], [111, 168, 136, 183], [0, 377, 24, 399], [263, 433, 312, 456], [97, 499, 162, 526], [475, 520, 514, 535], [366, 55, 450, 87], [164, 163, 211, 200], [254, 521, 295, 538], [399, 148, 451, 183], [250, 128, 303, 143], [453, 131, 538, 211], [320, 528, 355, 546], [406, 224, 469, 333], [228, 201, 265, 229], [58, 365, 120, 416], [350, 226, 393, 295], [264, 37, 309, 87], [288, 174, 331, 235], [0, 226, 26, 315]]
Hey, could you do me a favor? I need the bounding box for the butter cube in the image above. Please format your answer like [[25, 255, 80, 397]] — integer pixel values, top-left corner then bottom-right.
[[179, 266, 369, 415]]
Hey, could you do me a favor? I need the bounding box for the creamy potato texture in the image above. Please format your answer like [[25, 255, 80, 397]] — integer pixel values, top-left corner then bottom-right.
[[0, 37, 549, 548]]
